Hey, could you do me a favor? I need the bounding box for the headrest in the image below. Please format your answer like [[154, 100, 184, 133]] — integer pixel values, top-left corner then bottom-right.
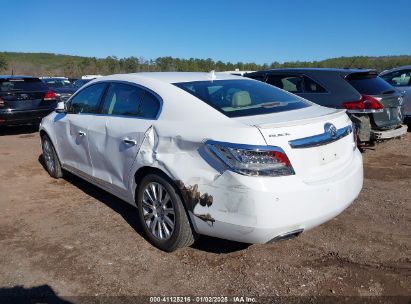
[[232, 91, 251, 108]]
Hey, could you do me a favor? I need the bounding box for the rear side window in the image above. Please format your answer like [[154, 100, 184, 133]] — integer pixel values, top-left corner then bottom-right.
[[174, 79, 311, 118], [139, 91, 161, 119], [381, 70, 411, 87], [347, 73, 394, 95], [303, 77, 327, 93], [101, 83, 161, 118], [101, 83, 144, 116], [0, 78, 47, 92], [42, 79, 75, 89], [266, 74, 326, 93], [267, 75, 303, 93], [68, 83, 106, 114]]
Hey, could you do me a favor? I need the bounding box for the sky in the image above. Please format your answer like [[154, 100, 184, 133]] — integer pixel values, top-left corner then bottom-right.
[[2, 0, 411, 64]]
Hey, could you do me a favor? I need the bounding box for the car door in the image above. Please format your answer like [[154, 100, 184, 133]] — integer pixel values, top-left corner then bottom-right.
[[54, 83, 107, 176], [87, 82, 162, 195]]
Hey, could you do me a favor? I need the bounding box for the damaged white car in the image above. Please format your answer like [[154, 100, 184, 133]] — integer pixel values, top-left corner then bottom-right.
[[40, 72, 363, 251]]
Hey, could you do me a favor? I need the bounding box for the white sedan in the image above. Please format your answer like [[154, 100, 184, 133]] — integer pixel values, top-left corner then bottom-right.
[[39, 72, 363, 251]]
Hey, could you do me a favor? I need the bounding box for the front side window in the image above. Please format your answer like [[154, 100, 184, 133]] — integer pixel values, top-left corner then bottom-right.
[[101, 83, 144, 116], [67, 83, 106, 114], [174, 79, 311, 118], [381, 70, 411, 87]]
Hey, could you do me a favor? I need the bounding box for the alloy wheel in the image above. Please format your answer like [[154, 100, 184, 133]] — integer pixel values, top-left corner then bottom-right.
[[42, 139, 55, 174], [142, 182, 176, 240]]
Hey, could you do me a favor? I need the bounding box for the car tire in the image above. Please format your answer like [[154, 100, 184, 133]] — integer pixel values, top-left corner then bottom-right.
[[41, 135, 63, 179], [136, 173, 196, 252]]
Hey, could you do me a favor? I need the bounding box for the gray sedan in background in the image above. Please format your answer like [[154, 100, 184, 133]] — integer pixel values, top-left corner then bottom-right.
[[380, 66, 411, 123]]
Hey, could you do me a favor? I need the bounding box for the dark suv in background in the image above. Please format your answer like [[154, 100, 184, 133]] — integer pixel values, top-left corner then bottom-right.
[[0, 76, 57, 126], [245, 68, 407, 143]]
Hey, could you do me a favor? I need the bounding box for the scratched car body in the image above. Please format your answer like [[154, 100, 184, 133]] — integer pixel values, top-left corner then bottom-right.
[[39, 72, 363, 251]]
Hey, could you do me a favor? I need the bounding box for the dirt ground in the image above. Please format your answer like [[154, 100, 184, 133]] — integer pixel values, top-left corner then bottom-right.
[[0, 125, 410, 300]]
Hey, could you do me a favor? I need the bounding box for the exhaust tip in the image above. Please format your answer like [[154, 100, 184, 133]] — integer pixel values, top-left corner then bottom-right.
[[268, 229, 304, 243]]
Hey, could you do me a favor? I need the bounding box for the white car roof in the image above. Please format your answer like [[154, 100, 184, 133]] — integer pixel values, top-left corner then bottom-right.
[[97, 72, 246, 84], [84, 72, 253, 123]]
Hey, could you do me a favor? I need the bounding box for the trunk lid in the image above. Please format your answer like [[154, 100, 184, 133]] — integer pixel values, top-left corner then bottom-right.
[[370, 92, 403, 129], [235, 106, 355, 181]]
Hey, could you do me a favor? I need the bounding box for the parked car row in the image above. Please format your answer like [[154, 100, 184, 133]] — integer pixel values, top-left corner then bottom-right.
[[245, 68, 408, 143]]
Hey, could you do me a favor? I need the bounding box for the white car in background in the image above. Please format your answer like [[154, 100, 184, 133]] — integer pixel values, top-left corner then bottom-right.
[[39, 72, 363, 251]]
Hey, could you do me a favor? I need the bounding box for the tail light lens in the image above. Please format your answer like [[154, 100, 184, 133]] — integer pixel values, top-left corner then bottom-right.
[[43, 90, 56, 101], [206, 140, 295, 177], [343, 95, 383, 111]]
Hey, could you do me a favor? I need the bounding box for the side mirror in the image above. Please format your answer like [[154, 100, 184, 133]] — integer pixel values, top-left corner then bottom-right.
[[55, 101, 67, 113]]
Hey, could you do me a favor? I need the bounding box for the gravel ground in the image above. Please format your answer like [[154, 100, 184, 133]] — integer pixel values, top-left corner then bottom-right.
[[0, 125, 410, 301]]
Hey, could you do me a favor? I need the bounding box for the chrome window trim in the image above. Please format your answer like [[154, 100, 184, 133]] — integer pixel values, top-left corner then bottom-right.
[[288, 125, 352, 149]]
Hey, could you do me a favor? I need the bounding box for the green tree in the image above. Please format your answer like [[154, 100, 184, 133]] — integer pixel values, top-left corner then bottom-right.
[[0, 55, 7, 71]]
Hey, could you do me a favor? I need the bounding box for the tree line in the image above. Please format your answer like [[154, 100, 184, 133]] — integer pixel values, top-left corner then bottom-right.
[[1, 52, 410, 78]]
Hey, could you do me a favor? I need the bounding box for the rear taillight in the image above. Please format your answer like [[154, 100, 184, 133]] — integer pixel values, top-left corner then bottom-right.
[[206, 140, 295, 177], [43, 90, 56, 101], [342, 95, 383, 111]]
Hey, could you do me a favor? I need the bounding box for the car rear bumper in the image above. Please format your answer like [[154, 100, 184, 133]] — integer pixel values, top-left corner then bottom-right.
[[190, 149, 363, 244], [371, 124, 408, 140], [0, 108, 55, 126]]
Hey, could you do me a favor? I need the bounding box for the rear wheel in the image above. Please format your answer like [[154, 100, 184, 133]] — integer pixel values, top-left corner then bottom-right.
[[41, 135, 63, 178], [136, 173, 196, 251]]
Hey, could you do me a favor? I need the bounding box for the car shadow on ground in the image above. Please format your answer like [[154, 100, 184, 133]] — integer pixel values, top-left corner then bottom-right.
[[38, 155, 250, 254], [0, 124, 39, 136], [0, 284, 72, 304]]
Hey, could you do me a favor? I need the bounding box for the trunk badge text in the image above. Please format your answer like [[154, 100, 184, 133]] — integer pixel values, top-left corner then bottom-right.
[[269, 133, 290, 138]]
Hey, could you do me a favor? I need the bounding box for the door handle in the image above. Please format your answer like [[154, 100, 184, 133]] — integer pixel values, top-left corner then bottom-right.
[[122, 138, 137, 146], [78, 131, 86, 137]]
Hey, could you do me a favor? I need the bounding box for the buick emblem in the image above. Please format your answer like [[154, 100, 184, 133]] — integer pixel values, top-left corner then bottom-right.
[[324, 123, 337, 139]]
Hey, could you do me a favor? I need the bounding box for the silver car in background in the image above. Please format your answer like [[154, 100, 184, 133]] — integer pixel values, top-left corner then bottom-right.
[[380, 66, 411, 122]]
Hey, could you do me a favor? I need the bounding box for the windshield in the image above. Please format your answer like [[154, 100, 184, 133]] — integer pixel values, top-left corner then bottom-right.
[[42, 79, 75, 88], [173, 79, 311, 117]]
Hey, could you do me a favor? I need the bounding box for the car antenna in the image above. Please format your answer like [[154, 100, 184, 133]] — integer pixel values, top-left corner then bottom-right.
[[208, 70, 216, 81]]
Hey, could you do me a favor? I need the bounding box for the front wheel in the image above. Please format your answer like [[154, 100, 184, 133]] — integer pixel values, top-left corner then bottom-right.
[[41, 135, 63, 178], [136, 173, 196, 251]]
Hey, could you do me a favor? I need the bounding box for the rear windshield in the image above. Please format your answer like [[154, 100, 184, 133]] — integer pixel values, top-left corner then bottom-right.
[[42, 78, 75, 88], [0, 78, 47, 92], [346, 74, 394, 95], [173, 79, 311, 117]]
